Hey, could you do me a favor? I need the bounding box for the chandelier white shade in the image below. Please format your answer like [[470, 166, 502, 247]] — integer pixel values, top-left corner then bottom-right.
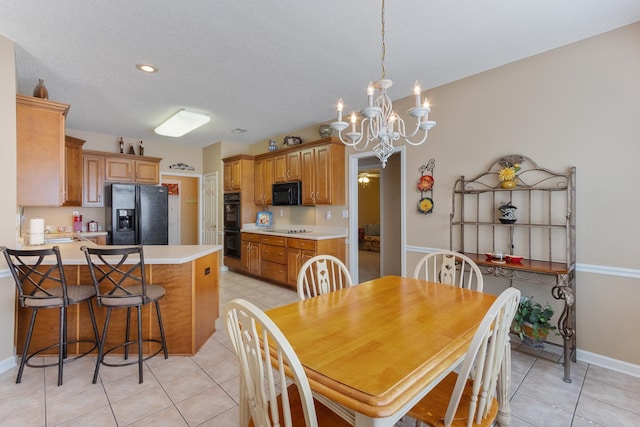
[[330, 0, 436, 168], [154, 109, 210, 137]]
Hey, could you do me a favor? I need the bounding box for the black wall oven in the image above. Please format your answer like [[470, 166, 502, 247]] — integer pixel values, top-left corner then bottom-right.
[[223, 193, 241, 258]]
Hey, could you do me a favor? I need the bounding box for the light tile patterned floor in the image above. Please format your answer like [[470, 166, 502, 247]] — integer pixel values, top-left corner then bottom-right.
[[1, 270, 639, 426]]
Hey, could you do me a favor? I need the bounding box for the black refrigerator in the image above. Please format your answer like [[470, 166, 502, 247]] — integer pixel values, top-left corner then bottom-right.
[[105, 183, 169, 245]]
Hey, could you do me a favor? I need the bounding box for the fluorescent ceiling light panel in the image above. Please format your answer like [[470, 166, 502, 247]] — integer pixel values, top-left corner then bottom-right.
[[154, 109, 210, 137]]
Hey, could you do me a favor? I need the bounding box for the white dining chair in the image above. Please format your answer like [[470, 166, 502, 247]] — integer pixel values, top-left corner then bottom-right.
[[297, 255, 353, 301], [413, 250, 484, 291], [407, 287, 521, 427], [223, 299, 352, 427]]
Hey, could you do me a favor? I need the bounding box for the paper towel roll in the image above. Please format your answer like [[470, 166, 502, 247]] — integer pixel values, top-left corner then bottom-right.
[[29, 218, 45, 245]]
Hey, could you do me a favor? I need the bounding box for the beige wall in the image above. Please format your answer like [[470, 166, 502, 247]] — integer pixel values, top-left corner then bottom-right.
[[66, 129, 205, 175], [394, 22, 640, 365], [358, 177, 380, 226], [0, 35, 17, 366]]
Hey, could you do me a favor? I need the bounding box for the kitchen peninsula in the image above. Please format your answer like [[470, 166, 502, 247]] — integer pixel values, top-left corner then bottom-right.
[[14, 242, 222, 356]]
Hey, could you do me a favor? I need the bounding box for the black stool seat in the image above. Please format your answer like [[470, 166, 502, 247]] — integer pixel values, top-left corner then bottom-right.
[[1, 246, 100, 386], [81, 245, 168, 384]]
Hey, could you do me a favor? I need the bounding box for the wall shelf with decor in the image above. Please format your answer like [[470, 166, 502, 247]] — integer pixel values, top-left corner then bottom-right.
[[449, 154, 576, 383]]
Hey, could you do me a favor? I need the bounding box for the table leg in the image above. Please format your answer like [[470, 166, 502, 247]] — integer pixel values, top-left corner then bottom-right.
[[354, 412, 396, 426], [496, 340, 512, 426]]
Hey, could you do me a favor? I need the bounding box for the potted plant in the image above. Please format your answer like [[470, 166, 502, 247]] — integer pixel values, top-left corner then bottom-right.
[[511, 296, 557, 345]]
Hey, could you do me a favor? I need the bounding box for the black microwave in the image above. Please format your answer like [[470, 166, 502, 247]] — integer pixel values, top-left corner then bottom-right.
[[272, 181, 302, 206]]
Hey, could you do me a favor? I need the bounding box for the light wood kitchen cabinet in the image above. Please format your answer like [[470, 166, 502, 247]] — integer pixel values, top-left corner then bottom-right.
[[254, 156, 274, 205], [274, 151, 302, 183], [259, 235, 287, 284], [82, 154, 104, 207], [63, 135, 85, 206], [223, 155, 254, 192], [237, 231, 346, 288], [105, 156, 160, 184], [83, 150, 161, 188], [241, 233, 260, 275], [134, 159, 160, 183], [286, 238, 316, 286], [300, 139, 345, 205], [16, 95, 69, 206], [105, 157, 132, 182]]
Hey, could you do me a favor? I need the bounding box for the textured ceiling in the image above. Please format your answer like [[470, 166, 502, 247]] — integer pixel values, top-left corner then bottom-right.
[[2, 0, 639, 147]]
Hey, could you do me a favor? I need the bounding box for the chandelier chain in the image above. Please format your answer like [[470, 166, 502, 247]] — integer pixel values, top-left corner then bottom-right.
[[330, 0, 436, 168], [380, 0, 386, 80]]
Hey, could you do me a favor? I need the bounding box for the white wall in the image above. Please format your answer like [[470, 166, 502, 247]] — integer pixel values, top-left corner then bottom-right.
[[0, 35, 17, 370]]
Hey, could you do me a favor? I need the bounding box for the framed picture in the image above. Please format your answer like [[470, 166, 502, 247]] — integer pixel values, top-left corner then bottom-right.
[[256, 211, 273, 228]]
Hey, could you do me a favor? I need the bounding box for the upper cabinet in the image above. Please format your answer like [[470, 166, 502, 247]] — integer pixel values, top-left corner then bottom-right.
[[254, 138, 345, 206], [83, 150, 162, 207], [16, 95, 70, 206], [300, 139, 345, 205], [274, 151, 302, 183], [104, 155, 161, 184], [82, 153, 104, 207], [254, 156, 274, 205], [63, 135, 85, 206], [223, 155, 255, 193]]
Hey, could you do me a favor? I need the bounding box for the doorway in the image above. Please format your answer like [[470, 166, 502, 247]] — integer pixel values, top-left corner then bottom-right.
[[163, 180, 181, 245], [161, 174, 201, 245], [203, 173, 218, 245], [357, 161, 381, 282], [348, 147, 405, 283]]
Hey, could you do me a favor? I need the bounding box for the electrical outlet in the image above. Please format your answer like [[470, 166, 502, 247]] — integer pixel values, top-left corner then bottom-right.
[[342, 210, 349, 218]]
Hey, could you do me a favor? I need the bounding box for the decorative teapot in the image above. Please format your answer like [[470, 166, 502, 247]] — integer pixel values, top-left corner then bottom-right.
[[498, 202, 517, 224]]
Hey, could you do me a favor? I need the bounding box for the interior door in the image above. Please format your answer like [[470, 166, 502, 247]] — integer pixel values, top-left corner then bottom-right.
[[204, 173, 218, 245]]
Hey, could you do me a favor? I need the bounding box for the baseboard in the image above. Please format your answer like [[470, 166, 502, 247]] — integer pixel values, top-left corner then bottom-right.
[[577, 349, 640, 378], [0, 355, 16, 375]]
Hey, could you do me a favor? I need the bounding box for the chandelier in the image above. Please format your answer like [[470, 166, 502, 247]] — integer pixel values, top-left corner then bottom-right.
[[358, 173, 370, 188], [330, 0, 436, 168]]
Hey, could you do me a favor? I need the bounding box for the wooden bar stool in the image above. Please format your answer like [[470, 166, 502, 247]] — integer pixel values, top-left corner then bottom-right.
[[81, 245, 168, 384], [1, 246, 99, 386]]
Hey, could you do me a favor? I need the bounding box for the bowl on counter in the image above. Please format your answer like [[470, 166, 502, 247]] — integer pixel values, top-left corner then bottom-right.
[[505, 255, 524, 263], [485, 252, 506, 262]]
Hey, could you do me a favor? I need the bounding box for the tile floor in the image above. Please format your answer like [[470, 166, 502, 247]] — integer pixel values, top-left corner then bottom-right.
[[1, 270, 639, 426]]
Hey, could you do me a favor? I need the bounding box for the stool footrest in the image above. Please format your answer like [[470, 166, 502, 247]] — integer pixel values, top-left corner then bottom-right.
[[100, 339, 167, 367], [24, 339, 98, 369]]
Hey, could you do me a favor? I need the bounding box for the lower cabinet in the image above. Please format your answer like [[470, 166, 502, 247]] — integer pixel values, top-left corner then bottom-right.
[[259, 236, 287, 283], [241, 233, 260, 275], [238, 232, 345, 288], [287, 239, 317, 286]]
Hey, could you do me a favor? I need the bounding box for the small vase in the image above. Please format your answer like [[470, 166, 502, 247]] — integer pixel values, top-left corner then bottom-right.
[[501, 179, 516, 189], [33, 79, 49, 99]]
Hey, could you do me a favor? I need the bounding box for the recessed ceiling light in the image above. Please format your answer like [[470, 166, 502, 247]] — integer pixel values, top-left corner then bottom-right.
[[136, 64, 158, 73], [231, 128, 247, 133]]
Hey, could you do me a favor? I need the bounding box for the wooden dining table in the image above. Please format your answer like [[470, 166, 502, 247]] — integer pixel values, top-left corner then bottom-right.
[[265, 275, 512, 427]]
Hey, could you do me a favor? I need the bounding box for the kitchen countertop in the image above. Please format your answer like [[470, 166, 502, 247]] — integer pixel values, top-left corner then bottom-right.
[[240, 227, 347, 241], [16, 242, 222, 265], [41, 231, 108, 243]]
